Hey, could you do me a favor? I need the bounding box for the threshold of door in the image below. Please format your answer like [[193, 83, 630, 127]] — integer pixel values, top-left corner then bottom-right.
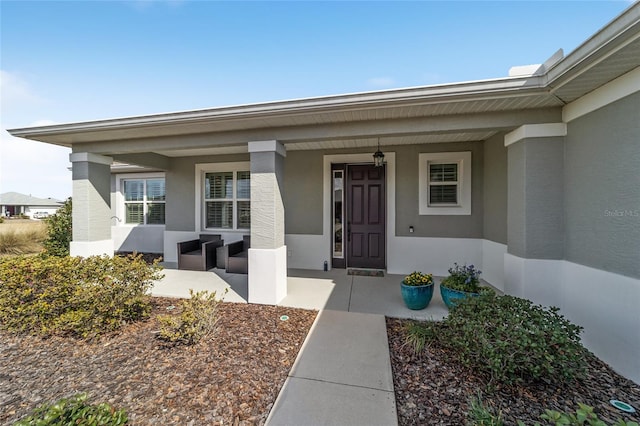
[[347, 268, 385, 277]]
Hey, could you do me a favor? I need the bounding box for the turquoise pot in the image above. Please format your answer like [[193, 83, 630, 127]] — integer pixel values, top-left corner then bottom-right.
[[440, 285, 479, 309], [401, 282, 434, 310]]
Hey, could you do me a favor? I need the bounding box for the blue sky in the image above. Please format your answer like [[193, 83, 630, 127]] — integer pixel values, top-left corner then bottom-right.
[[0, 0, 634, 200]]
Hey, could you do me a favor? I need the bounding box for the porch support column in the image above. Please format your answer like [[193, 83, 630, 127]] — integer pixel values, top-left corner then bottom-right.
[[69, 152, 114, 257], [504, 123, 565, 304], [248, 140, 287, 304]]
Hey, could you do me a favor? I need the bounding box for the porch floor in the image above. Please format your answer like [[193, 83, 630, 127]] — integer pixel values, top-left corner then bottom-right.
[[153, 267, 449, 321]]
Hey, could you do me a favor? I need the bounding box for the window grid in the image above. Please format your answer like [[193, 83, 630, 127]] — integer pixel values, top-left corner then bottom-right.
[[123, 178, 166, 225], [428, 161, 460, 206], [204, 171, 250, 230]]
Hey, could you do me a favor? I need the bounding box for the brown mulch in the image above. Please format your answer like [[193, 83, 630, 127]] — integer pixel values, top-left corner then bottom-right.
[[387, 318, 640, 425], [0, 298, 317, 426]]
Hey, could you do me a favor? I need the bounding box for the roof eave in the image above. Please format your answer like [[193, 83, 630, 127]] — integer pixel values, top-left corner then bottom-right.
[[7, 75, 545, 144]]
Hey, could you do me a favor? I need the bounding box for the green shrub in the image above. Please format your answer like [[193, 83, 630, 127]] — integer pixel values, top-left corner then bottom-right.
[[15, 393, 127, 425], [44, 198, 72, 257], [0, 254, 162, 338], [158, 289, 224, 345], [517, 403, 639, 426], [440, 293, 586, 386]]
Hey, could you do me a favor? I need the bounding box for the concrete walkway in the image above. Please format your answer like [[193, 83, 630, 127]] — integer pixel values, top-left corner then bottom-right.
[[151, 267, 451, 426], [266, 310, 397, 426]]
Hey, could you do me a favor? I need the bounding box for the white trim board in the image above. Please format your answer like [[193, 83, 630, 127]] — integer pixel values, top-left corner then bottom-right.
[[504, 123, 567, 147]]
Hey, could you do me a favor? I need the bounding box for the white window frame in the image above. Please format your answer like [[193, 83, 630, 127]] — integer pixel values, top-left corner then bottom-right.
[[195, 162, 251, 232], [115, 173, 166, 226], [419, 152, 471, 215]]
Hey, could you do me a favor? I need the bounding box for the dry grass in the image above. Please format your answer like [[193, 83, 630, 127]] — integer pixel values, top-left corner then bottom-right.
[[0, 219, 47, 256]]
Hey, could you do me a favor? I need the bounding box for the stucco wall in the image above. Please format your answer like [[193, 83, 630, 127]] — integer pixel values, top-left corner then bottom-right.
[[507, 137, 564, 259], [283, 143, 484, 238], [395, 142, 484, 238], [283, 151, 324, 235], [482, 133, 507, 244], [564, 92, 640, 279], [165, 154, 249, 232]]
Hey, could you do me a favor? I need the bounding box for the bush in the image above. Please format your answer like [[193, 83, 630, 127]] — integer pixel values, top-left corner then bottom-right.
[[15, 393, 127, 425], [0, 254, 162, 338], [158, 289, 224, 345], [440, 293, 586, 386], [44, 198, 72, 257]]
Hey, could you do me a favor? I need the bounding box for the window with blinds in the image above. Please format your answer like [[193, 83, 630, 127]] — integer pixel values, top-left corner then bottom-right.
[[123, 178, 165, 225], [204, 171, 250, 230], [419, 152, 471, 215], [428, 163, 459, 205]]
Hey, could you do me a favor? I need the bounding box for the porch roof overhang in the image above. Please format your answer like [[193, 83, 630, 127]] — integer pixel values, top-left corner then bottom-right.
[[8, 3, 639, 157]]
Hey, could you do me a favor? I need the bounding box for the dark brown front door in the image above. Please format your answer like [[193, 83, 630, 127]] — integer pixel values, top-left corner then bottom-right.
[[347, 164, 386, 269]]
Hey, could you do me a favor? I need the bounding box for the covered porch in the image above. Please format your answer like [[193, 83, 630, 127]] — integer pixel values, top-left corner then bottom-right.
[[153, 268, 450, 321]]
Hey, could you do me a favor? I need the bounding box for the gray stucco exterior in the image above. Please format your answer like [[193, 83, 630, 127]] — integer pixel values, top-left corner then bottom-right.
[[482, 133, 508, 244], [165, 154, 249, 232], [283, 151, 324, 235], [564, 92, 640, 279], [507, 136, 564, 259], [283, 142, 485, 239], [395, 142, 484, 238]]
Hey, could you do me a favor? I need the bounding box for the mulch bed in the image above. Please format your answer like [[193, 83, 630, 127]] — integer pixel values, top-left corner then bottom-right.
[[0, 298, 317, 426], [387, 318, 640, 425]]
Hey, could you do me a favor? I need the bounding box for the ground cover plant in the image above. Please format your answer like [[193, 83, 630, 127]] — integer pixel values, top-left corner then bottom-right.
[[388, 293, 640, 425], [14, 393, 127, 426], [0, 219, 47, 256], [418, 292, 587, 386], [0, 253, 162, 338]]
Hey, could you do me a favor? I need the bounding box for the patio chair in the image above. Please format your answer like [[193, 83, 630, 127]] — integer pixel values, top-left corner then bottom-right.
[[217, 235, 250, 274], [177, 234, 223, 271]]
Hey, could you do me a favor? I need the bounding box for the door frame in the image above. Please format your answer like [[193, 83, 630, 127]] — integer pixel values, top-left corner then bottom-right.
[[323, 152, 396, 271]]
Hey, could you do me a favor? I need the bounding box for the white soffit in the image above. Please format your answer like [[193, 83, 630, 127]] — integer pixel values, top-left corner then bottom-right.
[[562, 66, 640, 122]]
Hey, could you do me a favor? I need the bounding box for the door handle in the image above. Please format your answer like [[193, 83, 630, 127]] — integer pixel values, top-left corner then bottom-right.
[[347, 222, 351, 242]]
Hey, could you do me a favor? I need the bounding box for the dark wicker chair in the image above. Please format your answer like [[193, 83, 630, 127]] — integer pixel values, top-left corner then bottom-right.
[[216, 235, 250, 274], [177, 234, 223, 271]]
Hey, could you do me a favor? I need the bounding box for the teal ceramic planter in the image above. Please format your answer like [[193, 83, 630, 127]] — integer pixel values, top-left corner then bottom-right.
[[401, 282, 434, 310], [440, 285, 479, 309]]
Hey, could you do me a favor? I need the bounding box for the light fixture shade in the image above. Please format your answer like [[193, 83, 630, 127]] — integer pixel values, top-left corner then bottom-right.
[[373, 150, 385, 167]]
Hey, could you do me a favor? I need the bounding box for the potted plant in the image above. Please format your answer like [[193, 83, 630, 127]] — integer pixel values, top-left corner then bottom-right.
[[439, 263, 491, 308], [401, 271, 435, 310]]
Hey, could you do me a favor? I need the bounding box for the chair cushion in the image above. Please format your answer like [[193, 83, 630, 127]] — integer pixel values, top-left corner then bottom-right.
[[183, 250, 202, 256]]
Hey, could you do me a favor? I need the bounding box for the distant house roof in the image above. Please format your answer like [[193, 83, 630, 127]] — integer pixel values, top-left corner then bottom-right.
[[0, 192, 64, 207]]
